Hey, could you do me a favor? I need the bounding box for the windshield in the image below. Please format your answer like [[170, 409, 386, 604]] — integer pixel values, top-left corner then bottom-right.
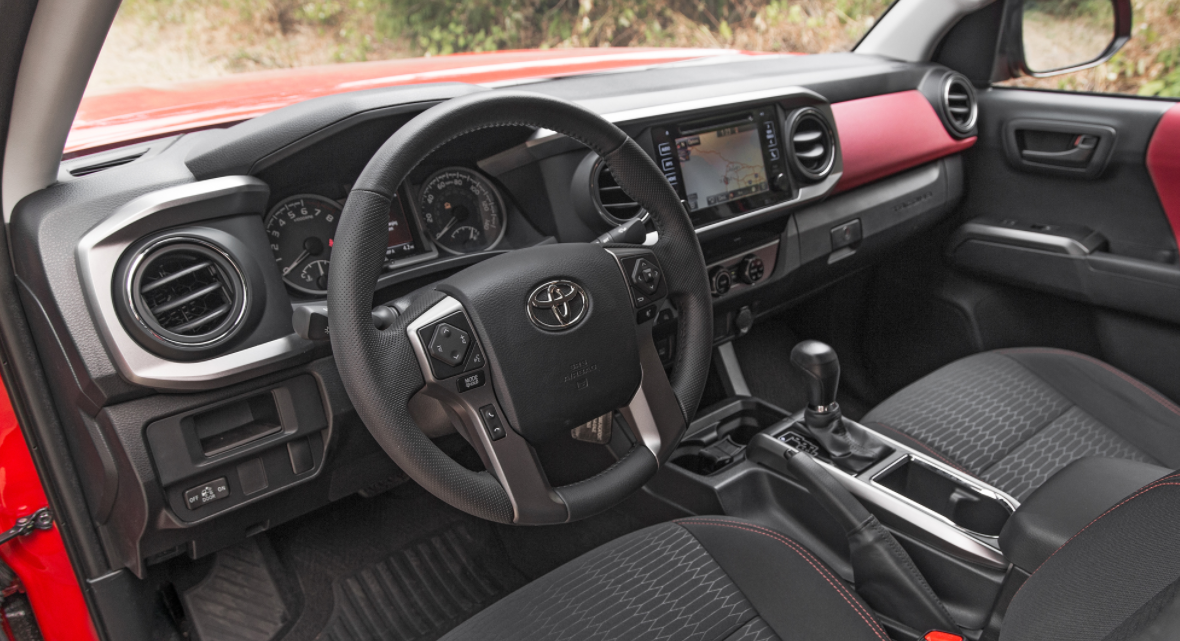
[[86, 0, 895, 96]]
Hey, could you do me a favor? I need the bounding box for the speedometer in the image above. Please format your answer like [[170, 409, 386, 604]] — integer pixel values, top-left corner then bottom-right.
[[265, 194, 340, 295], [417, 168, 506, 254]]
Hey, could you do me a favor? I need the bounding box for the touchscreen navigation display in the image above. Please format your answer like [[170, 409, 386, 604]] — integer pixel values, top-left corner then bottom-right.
[[675, 122, 769, 212]]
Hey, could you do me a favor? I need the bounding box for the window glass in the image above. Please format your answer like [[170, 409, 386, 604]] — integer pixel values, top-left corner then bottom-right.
[[87, 0, 897, 96]]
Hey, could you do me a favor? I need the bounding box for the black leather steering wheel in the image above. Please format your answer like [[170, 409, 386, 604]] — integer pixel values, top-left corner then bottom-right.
[[328, 91, 712, 525]]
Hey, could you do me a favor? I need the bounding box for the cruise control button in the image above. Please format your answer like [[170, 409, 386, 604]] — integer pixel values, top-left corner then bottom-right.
[[184, 477, 230, 510], [479, 404, 506, 440], [428, 323, 470, 367]]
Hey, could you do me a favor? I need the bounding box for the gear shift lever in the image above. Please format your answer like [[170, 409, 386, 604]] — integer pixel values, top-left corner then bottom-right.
[[789, 340, 888, 472], [791, 340, 841, 413]]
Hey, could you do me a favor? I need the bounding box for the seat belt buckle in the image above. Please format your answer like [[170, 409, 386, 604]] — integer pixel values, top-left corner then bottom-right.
[[924, 632, 963, 641]]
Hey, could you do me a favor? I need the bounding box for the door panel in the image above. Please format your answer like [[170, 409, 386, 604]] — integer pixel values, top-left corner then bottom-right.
[[934, 86, 1180, 402], [960, 88, 1175, 262]]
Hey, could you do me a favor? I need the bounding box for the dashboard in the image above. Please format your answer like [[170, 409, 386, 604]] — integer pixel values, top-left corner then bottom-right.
[[21, 52, 977, 576]]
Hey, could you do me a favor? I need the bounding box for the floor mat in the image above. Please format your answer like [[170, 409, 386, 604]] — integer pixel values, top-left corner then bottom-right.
[[183, 538, 289, 641], [315, 522, 525, 641]]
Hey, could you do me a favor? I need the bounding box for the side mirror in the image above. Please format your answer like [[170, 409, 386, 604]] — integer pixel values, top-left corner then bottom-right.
[[1005, 0, 1132, 78]]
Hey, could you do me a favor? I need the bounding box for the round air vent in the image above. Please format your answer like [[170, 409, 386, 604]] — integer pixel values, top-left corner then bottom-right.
[[124, 237, 248, 350], [591, 160, 645, 224], [786, 108, 836, 182], [942, 75, 978, 137]]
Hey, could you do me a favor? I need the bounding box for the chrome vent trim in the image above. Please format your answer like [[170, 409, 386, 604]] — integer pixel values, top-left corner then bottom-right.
[[787, 108, 835, 182], [943, 75, 978, 136], [125, 237, 247, 348], [591, 159, 644, 224]]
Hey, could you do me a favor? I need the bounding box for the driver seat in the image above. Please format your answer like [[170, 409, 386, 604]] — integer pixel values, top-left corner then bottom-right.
[[441, 471, 1180, 640]]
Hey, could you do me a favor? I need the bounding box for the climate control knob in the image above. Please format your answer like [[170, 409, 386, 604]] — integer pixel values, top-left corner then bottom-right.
[[739, 255, 765, 284], [710, 267, 732, 297]]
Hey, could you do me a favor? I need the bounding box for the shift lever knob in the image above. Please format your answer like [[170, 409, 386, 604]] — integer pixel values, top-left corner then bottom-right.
[[790, 340, 840, 411]]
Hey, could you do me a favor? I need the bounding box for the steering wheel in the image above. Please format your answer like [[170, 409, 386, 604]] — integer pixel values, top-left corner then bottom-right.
[[328, 92, 712, 525]]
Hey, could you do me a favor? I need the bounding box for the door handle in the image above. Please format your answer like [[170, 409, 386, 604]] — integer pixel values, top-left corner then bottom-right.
[[1004, 119, 1117, 179], [1020, 134, 1099, 166]]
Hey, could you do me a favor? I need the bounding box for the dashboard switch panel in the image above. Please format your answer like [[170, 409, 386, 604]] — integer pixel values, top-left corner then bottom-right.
[[707, 240, 779, 299], [184, 477, 230, 510]]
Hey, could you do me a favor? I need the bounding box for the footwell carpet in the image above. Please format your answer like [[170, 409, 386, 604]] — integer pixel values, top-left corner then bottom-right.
[[316, 522, 526, 641]]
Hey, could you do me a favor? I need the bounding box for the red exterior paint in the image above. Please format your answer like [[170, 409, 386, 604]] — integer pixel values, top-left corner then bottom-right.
[[1146, 102, 1180, 251], [832, 90, 976, 193], [0, 381, 97, 641], [69, 48, 753, 156]]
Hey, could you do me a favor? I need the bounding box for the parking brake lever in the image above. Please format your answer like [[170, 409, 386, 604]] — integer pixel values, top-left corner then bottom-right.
[[784, 451, 961, 637]]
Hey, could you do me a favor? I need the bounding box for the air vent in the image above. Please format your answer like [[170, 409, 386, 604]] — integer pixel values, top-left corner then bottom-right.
[[787, 109, 835, 182], [592, 161, 645, 224], [126, 238, 247, 349], [67, 148, 148, 177], [943, 75, 978, 136]]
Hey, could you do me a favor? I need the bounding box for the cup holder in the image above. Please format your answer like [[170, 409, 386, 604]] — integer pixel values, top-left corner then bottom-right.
[[671, 399, 789, 475], [874, 455, 1013, 536]]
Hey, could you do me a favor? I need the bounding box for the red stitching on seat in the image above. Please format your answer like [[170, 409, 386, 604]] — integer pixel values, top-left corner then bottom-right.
[[677, 518, 890, 641], [999, 348, 1180, 418], [864, 421, 974, 476], [1010, 476, 1180, 604]]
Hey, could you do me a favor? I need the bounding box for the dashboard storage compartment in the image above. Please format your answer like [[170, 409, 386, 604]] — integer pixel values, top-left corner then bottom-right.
[[146, 375, 328, 522], [192, 392, 283, 456], [874, 455, 1012, 537]]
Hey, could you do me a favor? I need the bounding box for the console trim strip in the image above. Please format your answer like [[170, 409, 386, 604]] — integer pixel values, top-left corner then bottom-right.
[[76, 175, 317, 390]]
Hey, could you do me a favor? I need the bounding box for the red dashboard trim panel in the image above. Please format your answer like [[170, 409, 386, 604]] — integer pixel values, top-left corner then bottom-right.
[[0, 379, 97, 641], [832, 90, 976, 193], [1146, 102, 1180, 252]]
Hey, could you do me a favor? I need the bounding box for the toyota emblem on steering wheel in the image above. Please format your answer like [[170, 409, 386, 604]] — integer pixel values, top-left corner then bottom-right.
[[527, 280, 588, 330]]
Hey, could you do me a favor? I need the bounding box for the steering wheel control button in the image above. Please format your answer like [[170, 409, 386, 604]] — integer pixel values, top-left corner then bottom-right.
[[636, 304, 658, 324], [463, 344, 486, 372], [479, 405, 506, 440], [429, 323, 470, 367], [417, 312, 481, 379], [630, 258, 661, 295], [456, 370, 486, 393], [616, 253, 668, 307], [184, 477, 230, 510]]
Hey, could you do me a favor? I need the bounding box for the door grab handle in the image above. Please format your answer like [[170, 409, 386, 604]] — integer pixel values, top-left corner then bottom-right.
[[1020, 134, 1098, 166]]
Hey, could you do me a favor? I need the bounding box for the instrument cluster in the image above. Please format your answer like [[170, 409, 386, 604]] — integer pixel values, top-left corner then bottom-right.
[[264, 166, 508, 297]]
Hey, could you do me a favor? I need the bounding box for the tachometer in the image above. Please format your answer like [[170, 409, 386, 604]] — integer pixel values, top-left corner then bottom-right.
[[265, 194, 340, 294], [417, 168, 506, 254]]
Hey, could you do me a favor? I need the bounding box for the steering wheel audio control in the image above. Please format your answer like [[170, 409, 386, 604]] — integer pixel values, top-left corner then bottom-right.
[[611, 250, 669, 308], [630, 258, 661, 295], [428, 323, 470, 367], [416, 312, 484, 379]]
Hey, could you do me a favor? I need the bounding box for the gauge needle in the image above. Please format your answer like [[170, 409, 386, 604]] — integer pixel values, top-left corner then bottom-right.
[[434, 218, 457, 240], [282, 250, 309, 275]]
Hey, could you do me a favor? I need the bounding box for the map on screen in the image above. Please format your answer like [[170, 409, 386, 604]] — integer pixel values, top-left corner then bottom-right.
[[676, 123, 768, 212]]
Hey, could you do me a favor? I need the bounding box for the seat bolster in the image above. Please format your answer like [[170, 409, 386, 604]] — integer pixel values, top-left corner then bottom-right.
[[1000, 348, 1180, 467], [677, 517, 889, 641]]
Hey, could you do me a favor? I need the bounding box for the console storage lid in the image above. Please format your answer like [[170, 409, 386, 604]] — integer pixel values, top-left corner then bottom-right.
[[999, 457, 1171, 573]]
